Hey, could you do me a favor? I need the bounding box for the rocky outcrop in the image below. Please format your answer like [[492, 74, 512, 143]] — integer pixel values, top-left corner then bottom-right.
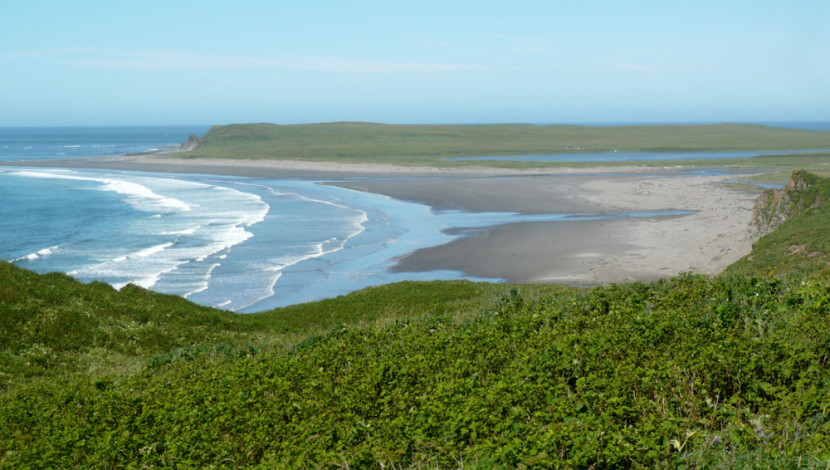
[[179, 135, 203, 152], [748, 187, 794, 238], [748, 170, 827, 238]]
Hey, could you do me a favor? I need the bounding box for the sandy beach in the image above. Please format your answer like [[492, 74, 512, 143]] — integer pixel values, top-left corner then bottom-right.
[[6, 154, 762, 286], [333, 170, 760, 285]]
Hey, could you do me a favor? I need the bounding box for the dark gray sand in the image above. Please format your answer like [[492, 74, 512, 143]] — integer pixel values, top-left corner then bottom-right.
[[390, 219, 648, 285], [3, 155, 757, 285]]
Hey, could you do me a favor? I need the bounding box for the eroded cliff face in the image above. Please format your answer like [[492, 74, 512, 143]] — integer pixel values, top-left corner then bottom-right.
[[748, 186, 794, 239], [748, 170, 827, 238], [179, 135, 202, 152]]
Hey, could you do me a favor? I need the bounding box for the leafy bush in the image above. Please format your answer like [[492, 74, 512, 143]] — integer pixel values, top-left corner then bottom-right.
[[2, 273, 829, 468], [4, 172, 830, 467]]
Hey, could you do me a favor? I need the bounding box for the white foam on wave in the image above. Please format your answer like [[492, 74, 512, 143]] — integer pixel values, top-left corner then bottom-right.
[[192, 223, 256, 263], [114, 265, 179, 290], [286, 188, 355, 211], [274, 186, 369, 238], [76, 223, 258, 291], [9, 170, 290, 307], [350, 211, 369, 237], [160, 226, 200, 236], [39, 246, 58, 256], [63, 145, 82, 149], [233, 208, 369, 312], [112, 242, 175, 262], [15, 245, 60, 262], [183, 262, 222, 299], [210, 186, 269, 226], [62, 175, 270, 293], [234, 245, 336, 312], [111, 260, 186, 291], [135, 242, 175, 258], [99, 180, 192, 212], [283, 187, 369, 240], [9, 169, 192, 213]]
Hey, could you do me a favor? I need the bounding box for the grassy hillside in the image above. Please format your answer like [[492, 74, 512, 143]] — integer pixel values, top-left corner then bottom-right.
[[727, 171, 830, 278], [3, 173, 830, 468], [180, 122, 830, 165], [2, 269, 829, 468], [0, 263, 557, 393]]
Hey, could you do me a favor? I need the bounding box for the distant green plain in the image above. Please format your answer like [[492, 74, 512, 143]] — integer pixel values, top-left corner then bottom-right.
[[181, 122, 830, 169]]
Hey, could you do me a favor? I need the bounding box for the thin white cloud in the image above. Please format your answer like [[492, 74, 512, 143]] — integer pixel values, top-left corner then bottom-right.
[[276, 55, 485, 73], [55, 49, 485, 73], [67, 50, 271, 70]]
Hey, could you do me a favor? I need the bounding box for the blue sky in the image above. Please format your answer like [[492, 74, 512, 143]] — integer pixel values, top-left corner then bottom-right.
[[2, 0, 828, 126]]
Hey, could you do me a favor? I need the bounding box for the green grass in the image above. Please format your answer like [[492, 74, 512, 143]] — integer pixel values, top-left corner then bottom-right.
[[0, 262, 565, 393], [3, 171, 830, 467], [727, 171, 830, 279], [728, 203, 830, 279], [2, 267, 830, 468], [179, 122, 830, 166]]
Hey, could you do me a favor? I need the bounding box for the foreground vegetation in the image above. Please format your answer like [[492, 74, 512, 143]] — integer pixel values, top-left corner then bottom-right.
[[181, 122, 830, 166], [2, 270, 829, 468], [0, 271, 550, 394], [2, 172, 830, 468]]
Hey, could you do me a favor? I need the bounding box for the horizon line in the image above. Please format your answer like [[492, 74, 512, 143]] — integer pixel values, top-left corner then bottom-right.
[[1, 120, 829, 129]]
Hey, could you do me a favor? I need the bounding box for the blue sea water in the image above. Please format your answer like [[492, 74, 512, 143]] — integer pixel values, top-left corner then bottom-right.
[[3, 126, 663, 311], [0, 126, 210, 161], [1, 124, 793, 311]]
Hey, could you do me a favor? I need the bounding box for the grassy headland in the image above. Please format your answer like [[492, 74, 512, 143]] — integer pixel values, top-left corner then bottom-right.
[[2, 173, 830, 467], [180, 122, 830, 166], [727, 170, 830, 278]]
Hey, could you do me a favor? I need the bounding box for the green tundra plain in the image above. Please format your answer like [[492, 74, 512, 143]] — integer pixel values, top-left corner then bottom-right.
[[184, 122, 830, 167], [3, 124, 830, 468], [182, 122, 830, 183]]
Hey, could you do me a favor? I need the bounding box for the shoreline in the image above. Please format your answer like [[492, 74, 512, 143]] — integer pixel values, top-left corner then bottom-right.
[[336, 170, 759, 284], [1, 155, 762, 286], [0, 153, 689, 178]]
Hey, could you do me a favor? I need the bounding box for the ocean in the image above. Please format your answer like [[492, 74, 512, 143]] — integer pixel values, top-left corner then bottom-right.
[[2, 123, 822, 311], [2, 126, 642, 311]]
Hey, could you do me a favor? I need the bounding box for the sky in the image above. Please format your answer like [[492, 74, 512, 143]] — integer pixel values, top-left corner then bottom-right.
[[2, 0, 829, 126]]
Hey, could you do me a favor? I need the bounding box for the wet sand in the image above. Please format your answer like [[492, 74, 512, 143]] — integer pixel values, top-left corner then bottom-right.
[[333, 171, 759, 284], [3, 155, 761, 285]]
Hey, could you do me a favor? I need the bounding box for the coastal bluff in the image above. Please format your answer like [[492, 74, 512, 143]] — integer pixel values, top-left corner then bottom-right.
[[179, 134, 203, 152], [749, 170, 830, 238]]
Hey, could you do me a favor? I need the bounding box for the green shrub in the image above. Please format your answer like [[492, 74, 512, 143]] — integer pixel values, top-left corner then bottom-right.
[[4, 172, 830, 467]]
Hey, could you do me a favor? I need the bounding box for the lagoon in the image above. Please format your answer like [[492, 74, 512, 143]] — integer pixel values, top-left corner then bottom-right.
[[446, 149, 830, 163]]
